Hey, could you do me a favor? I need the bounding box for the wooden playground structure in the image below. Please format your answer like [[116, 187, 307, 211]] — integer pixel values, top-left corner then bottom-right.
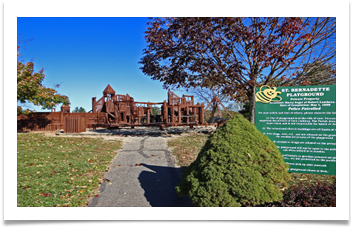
[[18, 84, 232, 133]]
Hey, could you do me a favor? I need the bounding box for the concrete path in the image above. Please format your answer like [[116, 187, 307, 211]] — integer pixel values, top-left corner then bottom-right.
[[88, 136, 194, 207]]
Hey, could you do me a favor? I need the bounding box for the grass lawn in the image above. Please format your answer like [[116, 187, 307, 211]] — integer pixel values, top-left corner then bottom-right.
[[168, 133, 336, 189], [17, 132, 122, 207]]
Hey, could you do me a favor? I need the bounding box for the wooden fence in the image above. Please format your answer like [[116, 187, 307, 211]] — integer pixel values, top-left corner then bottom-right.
[[17, 112, 107, 133], [64, 116, 86, 133]]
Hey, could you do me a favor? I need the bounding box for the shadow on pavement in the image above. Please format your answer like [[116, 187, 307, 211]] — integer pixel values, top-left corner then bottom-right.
[[83, 126, 215, 136], [84, 128, 185, 136], [138, 163, 194, 207]]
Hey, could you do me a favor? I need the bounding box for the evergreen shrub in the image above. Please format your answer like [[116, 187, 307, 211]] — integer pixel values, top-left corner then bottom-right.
[[176, 114, 291, 207]]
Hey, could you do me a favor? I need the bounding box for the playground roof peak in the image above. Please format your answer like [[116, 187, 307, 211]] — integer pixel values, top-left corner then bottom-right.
[[103, 84, 116, 96]]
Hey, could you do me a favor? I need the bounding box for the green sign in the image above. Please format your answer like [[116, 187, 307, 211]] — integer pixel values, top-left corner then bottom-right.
[[255, 85, 336, 175]]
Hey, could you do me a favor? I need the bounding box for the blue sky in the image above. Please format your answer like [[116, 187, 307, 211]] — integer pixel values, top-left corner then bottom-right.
[[13, 16, 341, 117], [16, 17, 337, 113], [17, 17, 177, 112]]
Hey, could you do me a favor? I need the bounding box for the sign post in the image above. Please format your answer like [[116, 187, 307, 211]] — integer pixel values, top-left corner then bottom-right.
[[255, 85, 336, 175]]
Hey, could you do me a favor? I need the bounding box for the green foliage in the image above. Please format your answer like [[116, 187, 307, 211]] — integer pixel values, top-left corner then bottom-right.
[[176, 114, 291, 207], [17, 106, 34, 115], [238, 102, 250, 120], [73, 106, 86, 113], [152, 106, 161, 116], [17, 47, 69, 112]]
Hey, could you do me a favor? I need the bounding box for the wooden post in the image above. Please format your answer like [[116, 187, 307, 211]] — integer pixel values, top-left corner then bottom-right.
[[171, 105, 174, 123], [147, 107, 150, 124], [217, 103, 223, 118], [18, 115, 22, 132], [122, 111, 126, 124], [92, 97, 96, 113], [137, 106, 140, 125], [200, 105, 204, 124], [61, 111, 64, 130], [163, 100, 168, 123], [114, 104, 117, 123], [216, 97, 233, 119], [178, 105, 181, 124], [130, 100, 135, 126], [117, 104, 121, 123]]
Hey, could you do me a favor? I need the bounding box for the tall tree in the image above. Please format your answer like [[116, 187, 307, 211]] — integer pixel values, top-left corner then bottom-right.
[[139, 17, 335, 123], [17, 47, 69, 114], [152, 106, 161, 116], [291, 61, 336, 86], [183, 86, 237, 116], [73, 106, 86, 113]]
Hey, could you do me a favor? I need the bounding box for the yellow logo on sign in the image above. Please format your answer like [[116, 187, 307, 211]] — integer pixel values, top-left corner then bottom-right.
[[255, 86, 282, 103]]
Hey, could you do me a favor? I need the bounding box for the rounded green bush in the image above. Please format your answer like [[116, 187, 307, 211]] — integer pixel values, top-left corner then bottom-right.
[[176, 115, 291, 207]]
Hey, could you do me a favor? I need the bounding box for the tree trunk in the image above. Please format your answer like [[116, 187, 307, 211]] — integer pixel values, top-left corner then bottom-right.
[[248, 87, 256, 124], [211, 102, 217, 117]]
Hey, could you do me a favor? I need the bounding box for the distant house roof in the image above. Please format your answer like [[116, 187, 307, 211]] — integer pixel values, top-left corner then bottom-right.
[[103, 84, 116, 96]]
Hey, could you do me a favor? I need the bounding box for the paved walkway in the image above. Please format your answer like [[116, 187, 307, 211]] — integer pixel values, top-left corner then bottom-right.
[[88, 135, 194, 207]]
